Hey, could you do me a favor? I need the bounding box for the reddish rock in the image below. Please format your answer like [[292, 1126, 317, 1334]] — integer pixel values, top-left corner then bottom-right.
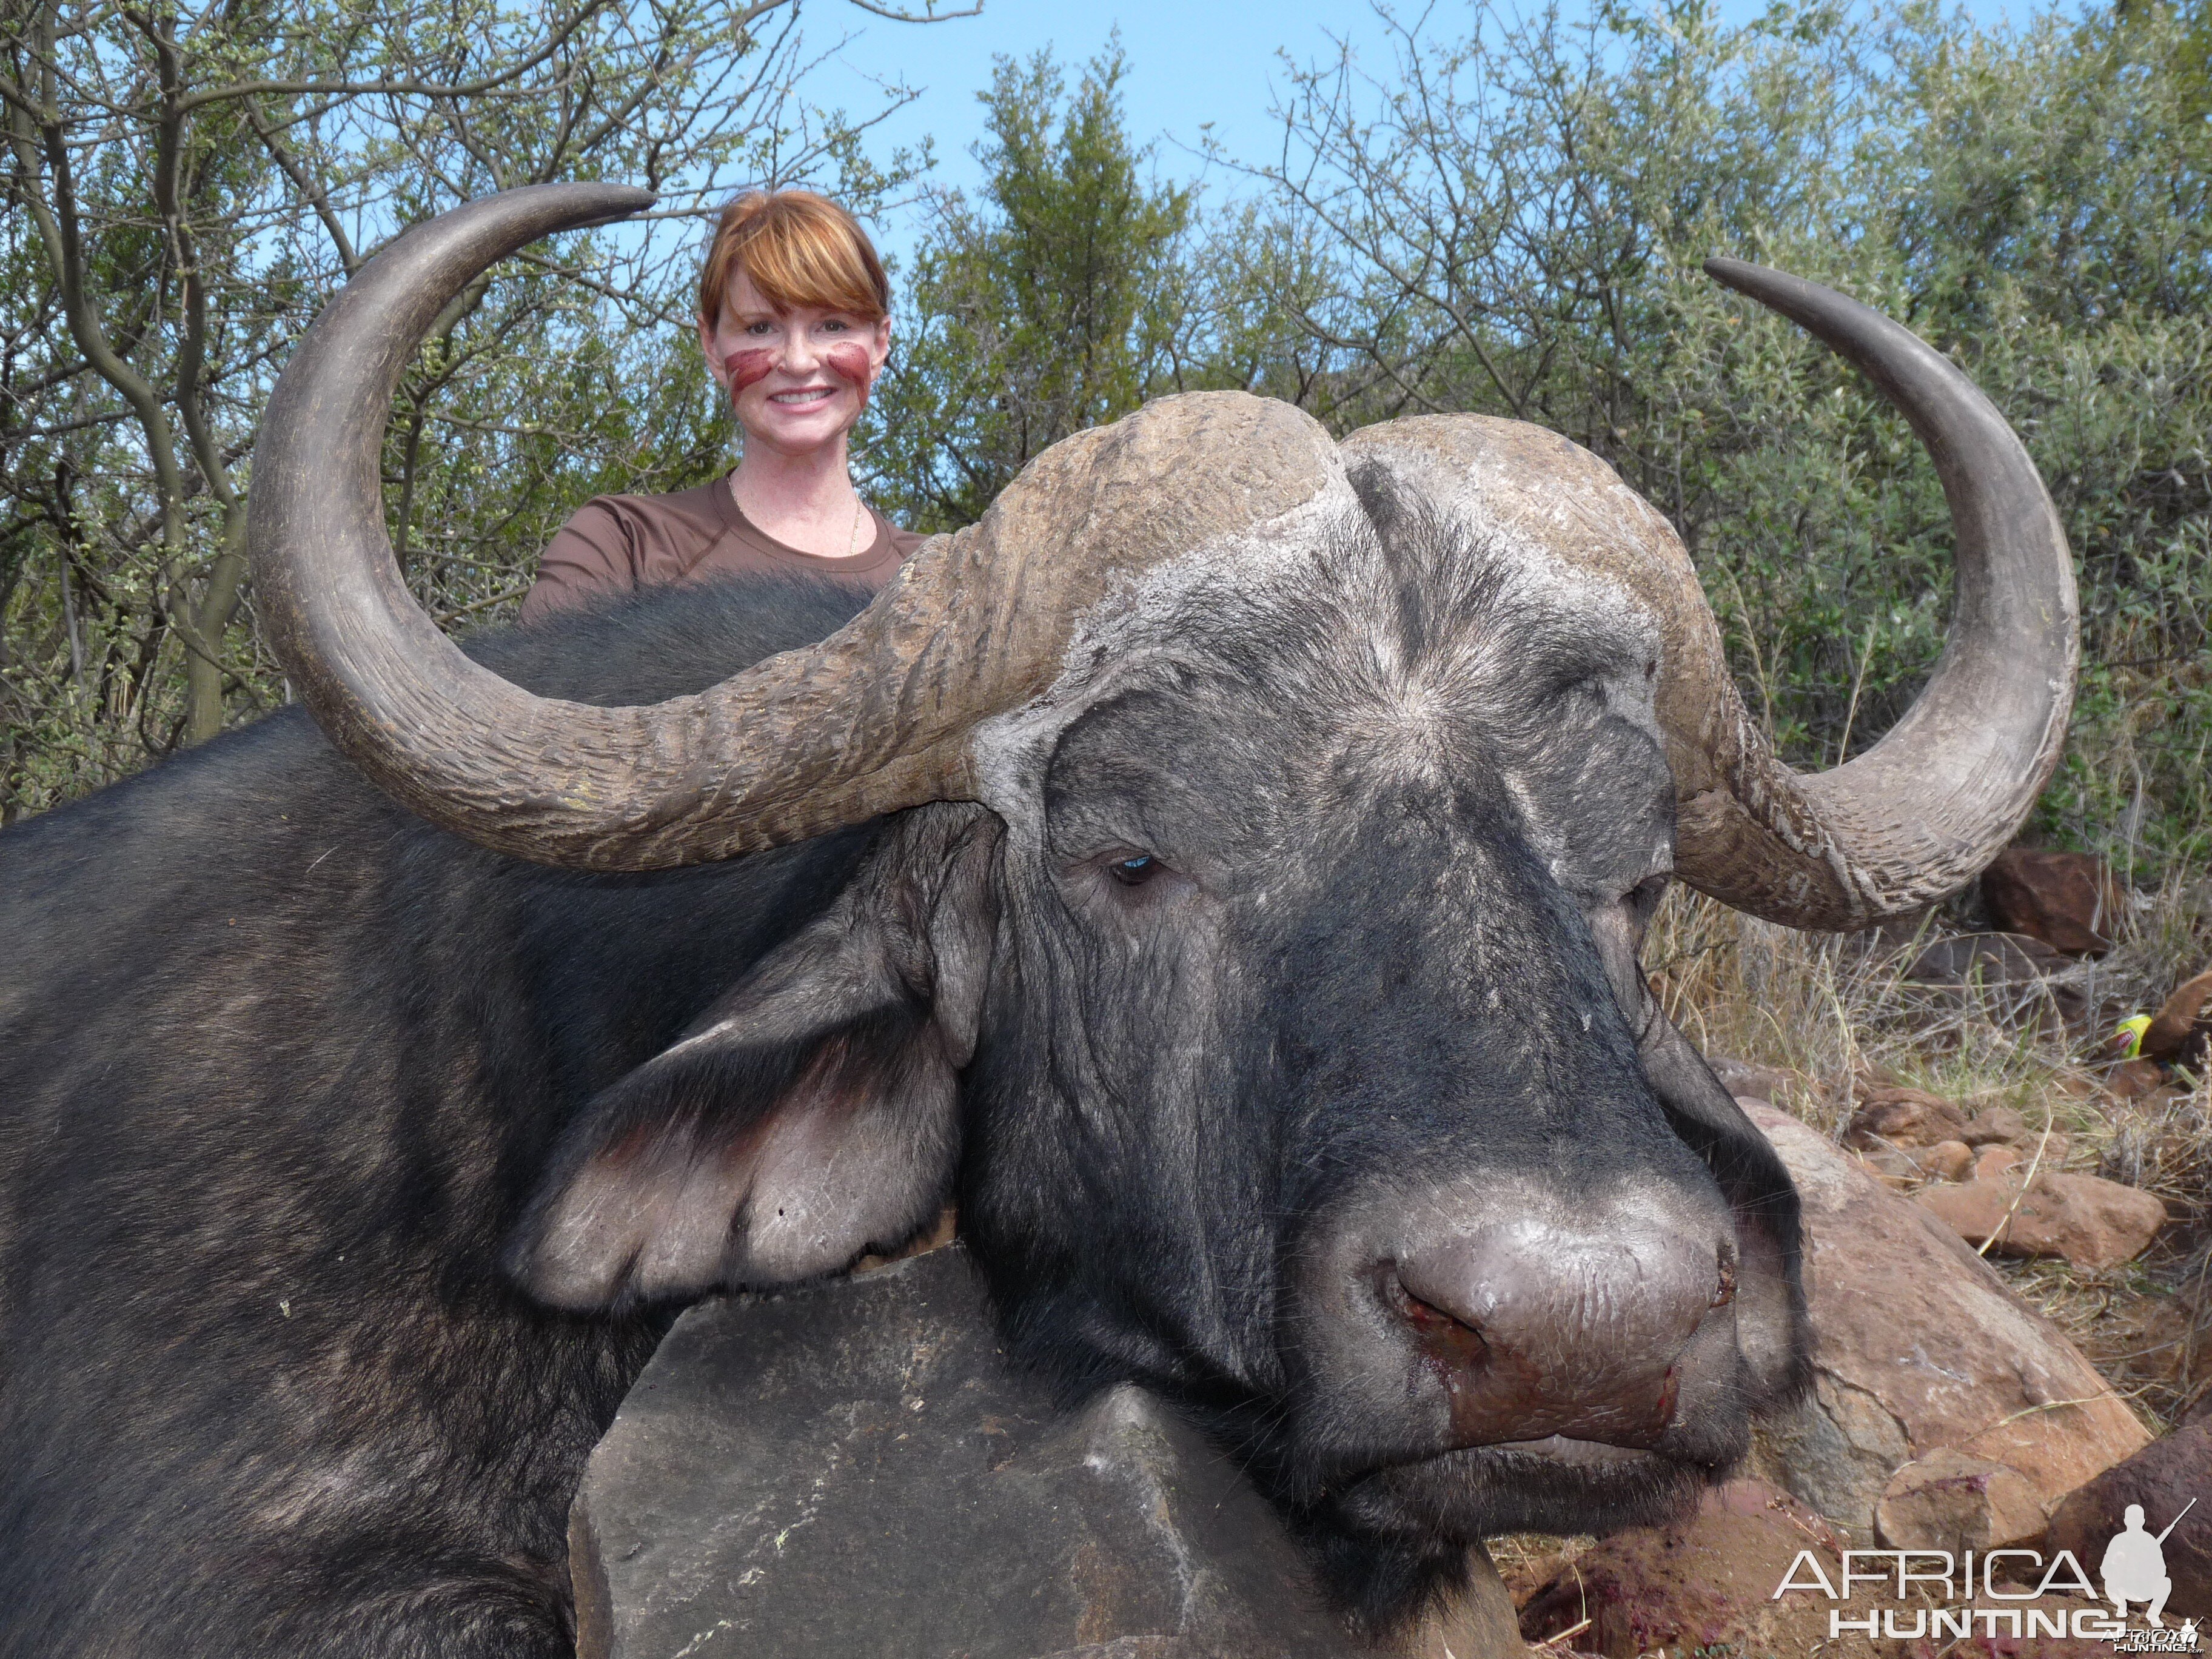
[[1982, 848, 2123, 956], [1919, 1140, 1976, 1182], [1965, 1131, 2066, 1179], [2106, 1058, 2170, 1100], [1853, 1147, 1916, 1190], [1875, 1449, 2048, 1553], [1916, 1168, 2166, 1271], [1962, 1105, 2029, 1147], [1976, 1144, 2025, 1181], [2046, 1421, 2212, 1620], [1517, 1483, 2114, 1655], [1848, 1086, 1972, 1149], [1515, 1481, 1875, 1658], [1741, 1104, 2151, 1541], [2144, 967, 2212, 1064], [1857, 1139, 1975, 1187]]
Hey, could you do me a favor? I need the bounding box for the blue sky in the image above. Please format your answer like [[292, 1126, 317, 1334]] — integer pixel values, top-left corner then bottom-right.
[[807, 0, 1409, 232], [797, 0, 2038, 264]]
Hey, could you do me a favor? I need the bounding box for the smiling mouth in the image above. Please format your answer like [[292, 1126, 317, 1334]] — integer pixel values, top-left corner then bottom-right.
[[767, 385, 838, 407]]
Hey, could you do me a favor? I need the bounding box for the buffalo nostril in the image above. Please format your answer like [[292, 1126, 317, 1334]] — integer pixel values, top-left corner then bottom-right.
[[1378, 1265, 1490, 1373], [1379, 1224, 1720, 1452]]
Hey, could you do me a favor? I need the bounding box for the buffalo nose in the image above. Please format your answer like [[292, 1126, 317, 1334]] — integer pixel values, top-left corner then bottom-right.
[[1383, 1222, 1735, 1450]]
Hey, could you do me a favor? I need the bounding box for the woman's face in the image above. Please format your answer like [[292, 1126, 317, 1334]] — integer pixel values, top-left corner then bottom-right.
[[699, 268, 891, 459]]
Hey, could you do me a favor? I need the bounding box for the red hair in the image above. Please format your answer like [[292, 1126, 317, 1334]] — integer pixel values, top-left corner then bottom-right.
[[697, 190, 890, 323]]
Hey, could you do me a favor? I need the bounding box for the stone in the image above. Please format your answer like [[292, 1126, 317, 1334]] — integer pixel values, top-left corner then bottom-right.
[[1905, 931, 2086, 1028], [1915, 1168, 2166, 1271], [1963, 1132, 2066, 1182], [569, 1244, 1522, 1659], [1847, 1084, 1973, 1148], [2107, 1057, 2170, 1099], [1515, 1480, 1879, 1658], [2144, 967, 2212, 1063], [1874, 1449, 2049, 1553], [1919, 1140, 1976, 1182], [1961, 1105, 2029, 1147], [1738, 1104, 2151, 1541], [1851, 1147, 1917, 1190], [2046, 1421, 2212, 1620], [1706, 1055, 1796, 1104], [1854, 1139, 1972, 1188], [1982, 847, 2124, 956]]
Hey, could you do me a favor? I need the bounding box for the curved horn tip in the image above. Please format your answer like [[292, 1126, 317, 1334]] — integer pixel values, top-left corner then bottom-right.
[[1702, 256, 1805, 305], [448, 179, 658, 235], [1680, 252, 2077, 930], [540, 181, 659, 224]]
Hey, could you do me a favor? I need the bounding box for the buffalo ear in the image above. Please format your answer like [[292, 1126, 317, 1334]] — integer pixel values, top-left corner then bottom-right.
[[508, 805, 1001, 1312]]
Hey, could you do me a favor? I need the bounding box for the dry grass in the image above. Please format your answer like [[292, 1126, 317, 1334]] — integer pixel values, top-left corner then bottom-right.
[[1646, 873, 2212, 1429]]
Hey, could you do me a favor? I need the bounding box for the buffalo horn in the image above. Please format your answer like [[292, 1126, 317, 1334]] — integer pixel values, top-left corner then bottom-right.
[[1342, 263, 2076, 930], [249, 184, 1344, 868], [1672, 259, 2078, 927]]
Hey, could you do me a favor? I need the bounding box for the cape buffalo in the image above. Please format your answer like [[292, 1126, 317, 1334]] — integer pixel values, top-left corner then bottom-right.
[[0, 183, 2077, 1657]]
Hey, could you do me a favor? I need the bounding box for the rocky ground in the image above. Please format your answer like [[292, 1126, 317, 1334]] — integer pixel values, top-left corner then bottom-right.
[[1503, 845, 2212, 1658]]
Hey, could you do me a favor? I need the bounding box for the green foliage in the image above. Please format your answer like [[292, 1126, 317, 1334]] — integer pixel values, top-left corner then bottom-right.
[[5, 0, 2205, 884], [862, 40, 1199, 529], [1215, 0, 2212, 874], [0, 0, 935, 820]]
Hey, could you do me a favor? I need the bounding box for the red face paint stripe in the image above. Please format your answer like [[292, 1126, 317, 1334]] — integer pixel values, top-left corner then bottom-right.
[[823, 343, 874, 409], [723, 347, 777, 390]]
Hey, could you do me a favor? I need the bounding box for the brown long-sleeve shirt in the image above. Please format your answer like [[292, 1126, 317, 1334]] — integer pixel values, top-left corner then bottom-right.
[[519, 474, 925, 624]]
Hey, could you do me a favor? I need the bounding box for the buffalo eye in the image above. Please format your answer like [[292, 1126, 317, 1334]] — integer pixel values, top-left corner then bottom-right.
[[1108, 853, 1163, 887]]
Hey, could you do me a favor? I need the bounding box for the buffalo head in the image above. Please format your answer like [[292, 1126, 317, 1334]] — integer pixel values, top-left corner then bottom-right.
[[248, 184, 2076, 1628]]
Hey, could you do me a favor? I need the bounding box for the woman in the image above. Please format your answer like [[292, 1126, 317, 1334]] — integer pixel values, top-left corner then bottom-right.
[[520, 189, 923, 623]]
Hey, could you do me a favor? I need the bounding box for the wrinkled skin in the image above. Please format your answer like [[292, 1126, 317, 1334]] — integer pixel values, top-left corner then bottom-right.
[[2, 481, 1804, 1657], [512, 474, 1808, 1632], [964, 488, 1779, 1616]]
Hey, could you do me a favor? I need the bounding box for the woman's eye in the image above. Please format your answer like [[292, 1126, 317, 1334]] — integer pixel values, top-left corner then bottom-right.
[[745, 320, 774, 336], [1108, 854, 1161, 886]]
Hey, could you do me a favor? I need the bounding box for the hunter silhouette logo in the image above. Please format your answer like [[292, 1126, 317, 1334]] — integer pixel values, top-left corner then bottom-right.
[[2104, 1499, 2194, 1633]]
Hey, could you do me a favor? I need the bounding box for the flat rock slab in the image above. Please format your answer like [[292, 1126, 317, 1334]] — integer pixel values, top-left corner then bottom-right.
[[571, 1245, 1518, 1659]]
